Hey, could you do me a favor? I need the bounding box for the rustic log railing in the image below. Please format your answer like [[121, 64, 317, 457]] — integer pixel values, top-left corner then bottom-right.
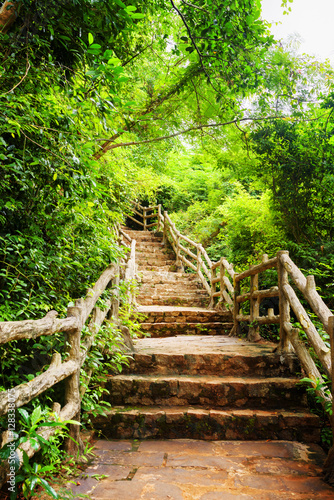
[[132, 202, 334, 433], [0, 228, 136, 487]]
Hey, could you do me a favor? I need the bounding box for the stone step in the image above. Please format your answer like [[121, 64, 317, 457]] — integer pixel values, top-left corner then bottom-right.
[[137, 297, 209, 307], [125, 349, 300, 377], [139, 283, 204, 293], [129, 335, 301, 376], [137, 260, 175, 268], [136, 306, 232, 324], [105, 374, 307, 409], [137, 265, 173, 271], [139, 322, 233, 337], [136, 247, 174, 256], [138, 290, 209, 300], [138, 271, 201, 284], [92, 406, 320, 442]]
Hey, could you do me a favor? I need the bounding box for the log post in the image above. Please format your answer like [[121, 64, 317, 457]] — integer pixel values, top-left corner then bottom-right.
[[277, 250, 292, 352], [143, 207, 147, 231], [111, 264, 120, 320], [162, 211, 167, 246], [219, 258, 227, 310], [157, 204, 161, 232], [248, 271, 261, 342], [175, 232, 184, 272], [64, 299, 84, 456], [323, 316, 334, 484], [232, 276, 241, 337], [210, 262, 216, 309]]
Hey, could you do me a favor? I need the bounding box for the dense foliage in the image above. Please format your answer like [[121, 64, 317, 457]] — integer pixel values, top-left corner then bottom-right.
[[2, 0, 334, 495]]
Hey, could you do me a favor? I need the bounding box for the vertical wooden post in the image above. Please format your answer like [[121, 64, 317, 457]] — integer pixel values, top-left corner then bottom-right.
[[277, 250, 291, 352], [162, 211, 167, 246], [248, 272, 261, 342], [112, 263, 120, 320], [323, 316, 334, 484], [233, 276, 241, 336], [175, 231, 184, 272], [143, 207, 147, 231], [210, 262, 216, 309], [64, 299, 84, 456], [219, 258, 227, 311], [157, 205, 161, 232], [329, 316, 334, 433]]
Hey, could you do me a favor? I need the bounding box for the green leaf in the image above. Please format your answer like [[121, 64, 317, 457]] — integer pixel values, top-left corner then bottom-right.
[[130, 13, 145, 19], [39, 478, 59, 499], [18, 408, 30, 426], [88, 33, 94, 45]]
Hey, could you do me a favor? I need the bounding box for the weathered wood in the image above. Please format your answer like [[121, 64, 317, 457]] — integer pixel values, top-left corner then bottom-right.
[[198, 269, 211, 295], [0, 358, 77, 416], [64, 301, 84, 455], [235, 257, 278, 282], [179, 233, 198, 247], [222, 258, 235, 278], [283, 282, 331, 377], [236, 314, 280, 325], [180, 254, 197, 272], [0, 312, 77, 344], [81, 264, 116, 323], [233, 278, 241, 336], [119, 228, 132, 243], [157, 205, 162, 231], [249, 273, 261, 342], [277, 251, 292, 352], [280, 253, 333, 333], [127, 214, 144, 226], [285, 322, 334, 426], [198, 244, 212, 270], [323, 317, 334, 484], [179, 243, 197, 261], [236, 287, 279, 304]]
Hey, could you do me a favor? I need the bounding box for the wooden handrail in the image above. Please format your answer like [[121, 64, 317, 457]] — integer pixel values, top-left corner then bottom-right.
[[131, 201, 334, 436], [0, 225, 137, 487]]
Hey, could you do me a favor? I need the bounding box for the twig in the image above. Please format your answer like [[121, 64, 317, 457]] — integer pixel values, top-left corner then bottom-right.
[[2, 58, 30, 95]]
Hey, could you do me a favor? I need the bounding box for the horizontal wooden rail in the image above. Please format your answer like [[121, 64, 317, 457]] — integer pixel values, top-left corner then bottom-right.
[[131, 202, 334, 436], [0, 224, 138, 488]]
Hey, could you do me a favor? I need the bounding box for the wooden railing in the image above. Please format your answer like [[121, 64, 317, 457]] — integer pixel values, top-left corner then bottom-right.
[[0, 227, 136, 487], [132, 202, 334, 427]]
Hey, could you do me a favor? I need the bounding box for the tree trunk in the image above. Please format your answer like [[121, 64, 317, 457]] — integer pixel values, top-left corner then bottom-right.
[[0, 1, 20, 33], [323, 446, 334, 485]]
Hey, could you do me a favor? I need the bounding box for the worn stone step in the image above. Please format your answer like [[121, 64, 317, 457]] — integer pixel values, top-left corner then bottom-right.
[[137, 256, 175, 265], [138, 290, 209, 300], [105, 374, 307, 409], [138, 271, 201, 284], [137, 297, 209, 307], [129, 335, 301, 377], [92, 406, 320, 443], [137, 247, 174, 256], [137, 265, 173, 271], [139, 322, 233, 337], [136, 306, 232, 324], [139, 283, 204, 294]]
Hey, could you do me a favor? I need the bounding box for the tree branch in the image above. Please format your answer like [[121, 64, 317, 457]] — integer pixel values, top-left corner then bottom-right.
[[96, 115, 284, 154]]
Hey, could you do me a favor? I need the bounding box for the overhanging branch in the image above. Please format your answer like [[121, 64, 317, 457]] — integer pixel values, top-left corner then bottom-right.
[[96, 115, 283, 153]]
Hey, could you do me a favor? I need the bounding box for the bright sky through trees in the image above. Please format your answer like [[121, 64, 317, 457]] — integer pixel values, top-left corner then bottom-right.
[[261, 0, 334, 65]]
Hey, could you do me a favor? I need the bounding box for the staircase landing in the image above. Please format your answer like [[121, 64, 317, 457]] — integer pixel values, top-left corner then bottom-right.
[[69, 438, 334, 500]]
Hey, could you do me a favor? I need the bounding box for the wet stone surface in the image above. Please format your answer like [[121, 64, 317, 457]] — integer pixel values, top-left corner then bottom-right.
[[68, 438, 334, 500]]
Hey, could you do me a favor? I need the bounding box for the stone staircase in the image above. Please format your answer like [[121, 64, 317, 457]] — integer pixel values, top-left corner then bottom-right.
[[93, 228, 321, 444]]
